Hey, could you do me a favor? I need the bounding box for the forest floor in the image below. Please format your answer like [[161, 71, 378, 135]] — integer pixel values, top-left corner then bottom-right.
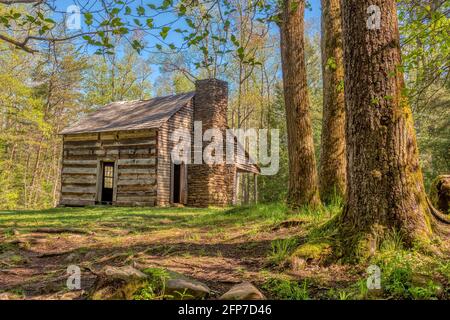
[[0, 203, 449, 300]]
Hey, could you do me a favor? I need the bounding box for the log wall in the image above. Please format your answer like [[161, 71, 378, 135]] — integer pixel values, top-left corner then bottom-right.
[[157, 99, 193, 206], [59, 129, 157, 206]]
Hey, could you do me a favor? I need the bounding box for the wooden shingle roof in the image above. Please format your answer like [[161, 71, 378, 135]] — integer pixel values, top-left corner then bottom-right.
[[60, 92, 195, 134]]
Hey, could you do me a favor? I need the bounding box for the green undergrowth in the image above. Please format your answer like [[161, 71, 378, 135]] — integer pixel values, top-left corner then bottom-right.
[[262, 277, 310, 300], [276, 198, 450, 300], [133, 268, 171, 300]]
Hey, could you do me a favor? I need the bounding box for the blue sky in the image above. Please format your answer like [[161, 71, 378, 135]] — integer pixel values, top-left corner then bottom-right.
[[53, 0, 322, 47], [52, 1, 322, 85]]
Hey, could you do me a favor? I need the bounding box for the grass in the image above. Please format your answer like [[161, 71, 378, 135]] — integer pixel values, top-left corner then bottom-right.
[[0, 203, 291, 236], [1, 201, 449, 300], [262, 277, 310, 300], [133, 268, 171, 300], [268, 237, 299, 266]]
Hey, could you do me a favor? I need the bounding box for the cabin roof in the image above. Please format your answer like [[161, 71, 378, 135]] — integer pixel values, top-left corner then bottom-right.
[[60, 92, 195, 135]]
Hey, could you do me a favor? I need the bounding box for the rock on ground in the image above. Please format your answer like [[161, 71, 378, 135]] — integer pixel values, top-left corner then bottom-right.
[[90, 265, 149, 300], [89, 265, 211, 300], [164, 270, 211, 299], [219, 282, 266, 300]]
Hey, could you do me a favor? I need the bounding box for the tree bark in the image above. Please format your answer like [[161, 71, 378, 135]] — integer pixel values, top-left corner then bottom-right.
[[279, 0, 321, 209], [339, 0, 445, 257], [319, 0, 346, 204]]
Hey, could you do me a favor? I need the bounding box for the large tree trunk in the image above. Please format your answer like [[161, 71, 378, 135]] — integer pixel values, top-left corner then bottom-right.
[[319, 0, 346, 204], [279, 0, 321, 209], [339, 0, 445, 257]]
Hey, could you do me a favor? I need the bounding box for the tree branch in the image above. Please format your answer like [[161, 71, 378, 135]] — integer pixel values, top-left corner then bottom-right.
[[0, 0, 44, 5], [0, 33, 38, 53]]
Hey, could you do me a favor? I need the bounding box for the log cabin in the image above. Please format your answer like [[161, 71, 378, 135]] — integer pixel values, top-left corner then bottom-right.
[[58, 79, 259, 207]]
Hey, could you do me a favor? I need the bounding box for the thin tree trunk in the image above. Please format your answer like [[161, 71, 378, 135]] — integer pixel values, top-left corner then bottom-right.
[[28, 136, 43, 206], [52, 138, 61, 206], [339, 0, 447, 258], [279, 0, 321, 209], [319, 0, 346, 204]]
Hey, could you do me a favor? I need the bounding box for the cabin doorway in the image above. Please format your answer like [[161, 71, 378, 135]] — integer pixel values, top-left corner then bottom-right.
[[101, 162, 115, 204], [172, 163, 186, 204]]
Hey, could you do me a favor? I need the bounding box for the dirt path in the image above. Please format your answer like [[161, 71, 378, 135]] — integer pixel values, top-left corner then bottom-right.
[[0, 209, 300, 299]]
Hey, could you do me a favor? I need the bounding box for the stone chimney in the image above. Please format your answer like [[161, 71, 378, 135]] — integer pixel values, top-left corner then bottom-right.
[[193, 78, 228, 130], [187, 78, 234, 207]]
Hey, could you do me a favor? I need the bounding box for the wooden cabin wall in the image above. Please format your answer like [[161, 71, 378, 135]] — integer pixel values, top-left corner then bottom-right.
[[60, 129, 157, 206], [157, 100, 193, 206]]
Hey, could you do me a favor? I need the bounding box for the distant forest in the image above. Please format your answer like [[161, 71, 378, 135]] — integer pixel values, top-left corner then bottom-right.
[[0, 0, 448, 212]]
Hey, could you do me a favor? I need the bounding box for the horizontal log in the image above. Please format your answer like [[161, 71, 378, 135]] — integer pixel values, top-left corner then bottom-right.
[[116, 195, 156, 202], [99, 132, 116, 140], [66, 149, 108, 156], [118, 130, 156, 140], [60, 199, 95, 206], [62, 175, 97, 184], [64, 133, 98, 142], [62, 167, 97, 174], [63, 139, 156, 150], [64, 140, 99, 148], [118, 165, 156, 170], [115, 201, 155, 207], [117, 178, 156, 186], [64, 153, 155, 161], [105, 149, 119, 155], [116, 174, 155, 180], [117, 158, 156, 165], [119, 148, 155, 155], [116, 191, 156, 197], [119, 168, 156, 175], [61, 192, 95, 200], [117, 185, 156, 192], [63, 160, 98, 166], [109, 139, 156, 147], [99, 130, 157, 141], [61, 185, 97, 194]]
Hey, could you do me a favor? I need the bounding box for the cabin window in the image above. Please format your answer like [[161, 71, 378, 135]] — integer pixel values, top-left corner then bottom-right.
[[104, 165, 114, 188], [101, 162, 115, 204]]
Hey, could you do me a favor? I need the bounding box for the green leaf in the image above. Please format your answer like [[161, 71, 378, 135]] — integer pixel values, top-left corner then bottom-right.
[[137, 6, 145, 16], [178, 4, 186, 16], [146, 18, 154, 28], [161, 0, 173, 9], [237, 47, 245, 60], [131, 39, 144, 53], [84, 12, 93, 26], [160, 26, 170, 40], [185, 18, 195, 28], [230, 34, 239, 46], [44, 18, 55, 24]]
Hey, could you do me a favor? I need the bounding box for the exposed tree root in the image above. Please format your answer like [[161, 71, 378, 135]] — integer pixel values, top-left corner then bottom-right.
[[427, 197, 450, 225], [427, 197, 450, 239]]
